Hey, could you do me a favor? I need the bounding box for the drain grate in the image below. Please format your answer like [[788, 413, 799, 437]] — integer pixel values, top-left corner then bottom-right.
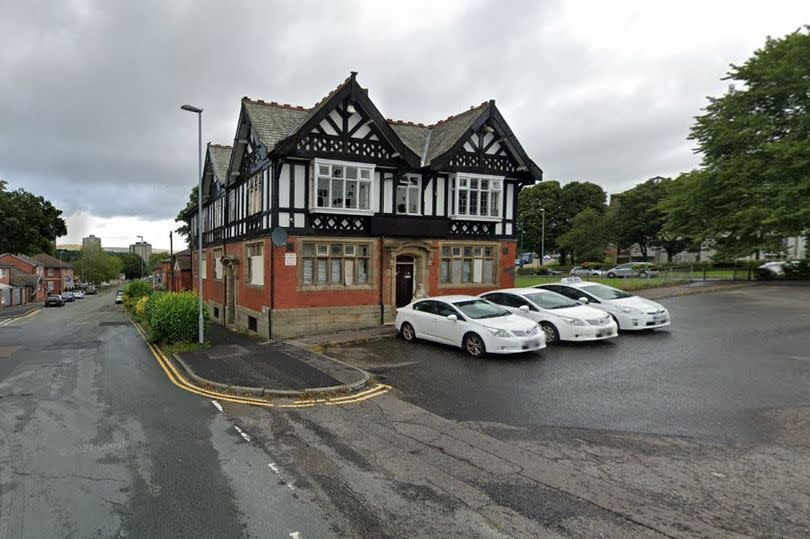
[[99, 321, 130, 326]]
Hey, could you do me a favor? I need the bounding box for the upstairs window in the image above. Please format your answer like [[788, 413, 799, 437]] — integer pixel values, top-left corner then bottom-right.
[[396, 176, 421, 215], [315, 160, 374, 212], [451, 175, 502, 219], [247, 174, 262, 215]]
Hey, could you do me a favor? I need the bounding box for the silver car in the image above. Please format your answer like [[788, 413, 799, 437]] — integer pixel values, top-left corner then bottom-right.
[[605, 262, 658, 278], [569, 265, 603, 277]]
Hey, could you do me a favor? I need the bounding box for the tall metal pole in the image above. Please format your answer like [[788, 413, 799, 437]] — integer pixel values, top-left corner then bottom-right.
[[540, 208, 546, 264], [137, 235, 144, 280], [181, 104, 204, 347], [196, 111, 203, 346]]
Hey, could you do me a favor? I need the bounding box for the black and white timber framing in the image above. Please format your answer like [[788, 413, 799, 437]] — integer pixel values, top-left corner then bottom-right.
[[187, 73, 543, 248]]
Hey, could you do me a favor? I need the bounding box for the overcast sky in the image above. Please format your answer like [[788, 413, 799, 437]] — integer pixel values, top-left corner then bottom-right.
[[2, 0, 808, 249]]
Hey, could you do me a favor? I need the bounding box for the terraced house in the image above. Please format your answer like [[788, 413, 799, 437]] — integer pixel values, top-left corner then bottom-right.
[[186, 73, 542, 338]]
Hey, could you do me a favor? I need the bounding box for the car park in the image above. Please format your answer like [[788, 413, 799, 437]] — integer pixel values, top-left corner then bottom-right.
[[74, 290, 85, 299], [61, 291, 75, 302], [569, 265, 603, 277], [395, 295, 545, 357], [535, 277, 671, 331], [605, 262, 659, 278], [480, 288, 617, 344], [45, 294, 65, 307]]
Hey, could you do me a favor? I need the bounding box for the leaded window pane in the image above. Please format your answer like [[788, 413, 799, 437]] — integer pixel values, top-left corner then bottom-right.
[[330, 259, 341, 283], [358, 259, 368, 284], [303, 259, 313, 285], [462, 260, 472, 283], [317, 260, 327, 284], [358, 182, 369, 210], [331, 178, 344, 207]]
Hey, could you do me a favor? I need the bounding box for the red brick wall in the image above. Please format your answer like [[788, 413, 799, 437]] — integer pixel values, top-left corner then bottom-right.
[[0, 254, 36, 274], [225, 240, 270, 313]]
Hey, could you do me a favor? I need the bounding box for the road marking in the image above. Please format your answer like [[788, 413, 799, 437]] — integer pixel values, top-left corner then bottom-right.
[[211, 400, 224, 413], [268, 462, 280, 474], [233, 424, 252, 443], [286, 482, 295, 491], [130, 320, 391, 409], [0, 308, 42, 326], [289, 532, 301, 539]]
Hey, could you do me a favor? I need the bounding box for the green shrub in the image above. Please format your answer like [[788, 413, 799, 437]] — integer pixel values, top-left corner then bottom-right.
[[148, 291, 209, 344], [123, 280, 153, 313], [516, 267, 535, 276]]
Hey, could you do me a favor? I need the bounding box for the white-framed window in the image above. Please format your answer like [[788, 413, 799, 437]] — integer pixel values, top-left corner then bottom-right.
[[396, 175, 421, 215], [213, 248, 224, 280], [246, 243, 263, 286], [314, 160, 374, 213], [0, 268, 7, 278], [213, 197, 224, 228], [247, 174, 262, 215], [440, 244, 496, 284], [47, 268, 54, 276], [301, 242, 371, 287], [451, 174, 502, 220], [200, 250, 207, 279]]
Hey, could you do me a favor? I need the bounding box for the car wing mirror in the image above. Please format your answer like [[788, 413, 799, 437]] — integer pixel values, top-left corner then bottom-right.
[[578, 296, 589, 304], [446, 314, 458, 322], [519, 305, 530, 312]]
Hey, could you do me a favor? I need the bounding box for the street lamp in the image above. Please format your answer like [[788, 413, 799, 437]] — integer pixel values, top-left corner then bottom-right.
[[540, 208, 546, 264], [181, 103, 204, 347], [137, 235, 144, 279]]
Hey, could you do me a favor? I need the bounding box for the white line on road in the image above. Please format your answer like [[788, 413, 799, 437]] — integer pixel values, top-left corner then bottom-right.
[[289, 532, 301, 539], [233, 424, 252, 443], [268, 462, 280, 474], [211, 400, 224, 413]]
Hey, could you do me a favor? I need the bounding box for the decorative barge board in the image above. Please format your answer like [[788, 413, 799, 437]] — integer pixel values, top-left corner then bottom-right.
[[186, 72, 543, 339]]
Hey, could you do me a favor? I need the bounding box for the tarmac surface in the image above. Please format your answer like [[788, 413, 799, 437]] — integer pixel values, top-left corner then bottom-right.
[[324, 285, 810, 444], [0, 289, 334, 538]]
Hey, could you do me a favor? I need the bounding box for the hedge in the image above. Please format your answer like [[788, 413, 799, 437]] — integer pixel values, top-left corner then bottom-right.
[[123, 280, 153, 313], [145, 291, 209, 344]]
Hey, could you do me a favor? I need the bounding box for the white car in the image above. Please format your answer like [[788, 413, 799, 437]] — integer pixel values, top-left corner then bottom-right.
[[535, 277, 671, 331], [479, 288, 618, 344], [395, 295, 546, 357], [74, 290, 85, 299]]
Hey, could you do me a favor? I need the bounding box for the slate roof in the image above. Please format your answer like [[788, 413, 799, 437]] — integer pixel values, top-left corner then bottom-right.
[[208, 145, 232, 183], [242, 100, 309, 152], [173, 250, 192, 271], [10, 269, 41, 287], [33, 253, 74, 269], [12, 253, 41, 268]]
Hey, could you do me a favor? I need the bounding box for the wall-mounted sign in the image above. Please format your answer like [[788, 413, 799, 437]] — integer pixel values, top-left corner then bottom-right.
[[284, 252, 297, 267]]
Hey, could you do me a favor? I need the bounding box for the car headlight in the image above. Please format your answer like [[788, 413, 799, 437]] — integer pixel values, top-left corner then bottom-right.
[[486, 327, 511, 338], [618, 306, 642, 314], [561, 317, 586, 326]]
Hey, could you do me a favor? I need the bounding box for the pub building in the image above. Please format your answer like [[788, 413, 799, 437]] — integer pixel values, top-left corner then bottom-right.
[[186, 72, 543, 339]]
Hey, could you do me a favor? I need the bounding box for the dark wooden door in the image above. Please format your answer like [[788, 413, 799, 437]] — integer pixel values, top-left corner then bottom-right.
[[395, 256, 415, 307]]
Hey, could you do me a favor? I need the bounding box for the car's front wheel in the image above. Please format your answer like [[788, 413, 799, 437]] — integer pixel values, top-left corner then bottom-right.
[[463, 332, 486, 357], [400, 322, 416, 342], [540, 322, 560, 345], [607, 272, 616, 278]]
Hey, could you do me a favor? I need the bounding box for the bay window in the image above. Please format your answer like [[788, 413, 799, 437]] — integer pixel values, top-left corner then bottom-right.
[[314, 160, 374, 213], [451, 175, 502, 219], [440, 244, 496, 284], [301, 242, 371, 287]]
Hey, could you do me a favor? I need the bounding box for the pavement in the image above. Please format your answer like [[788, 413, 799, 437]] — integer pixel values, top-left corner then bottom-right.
[[0, 288, 335, 538], [0, 302, 42, 319], [174, 323, 369, 395]]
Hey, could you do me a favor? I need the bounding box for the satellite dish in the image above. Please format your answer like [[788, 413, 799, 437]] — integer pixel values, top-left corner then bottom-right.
[[270, 227, 288, 247]]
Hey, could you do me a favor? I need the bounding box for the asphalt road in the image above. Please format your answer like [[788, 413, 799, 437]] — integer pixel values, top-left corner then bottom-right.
[[331, 285, 810, 443], [0, 290, 334, 538]]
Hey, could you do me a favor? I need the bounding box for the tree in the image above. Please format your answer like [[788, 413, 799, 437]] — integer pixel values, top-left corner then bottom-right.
[[148, 252, 167, 268], [557, 208, 609, 263], [175, 185, 198, 247], [666, 27, 810, 259], [115, 252, 147, 280], [517, 180, 607, 264], [0, 180, 67, 255], [77, 247, 123, 284]]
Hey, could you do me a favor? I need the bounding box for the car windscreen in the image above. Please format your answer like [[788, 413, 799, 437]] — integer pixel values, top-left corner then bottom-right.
[[453, 299, 510, 319], [524, 291, 579, 309], [580, 284, 634, 300]]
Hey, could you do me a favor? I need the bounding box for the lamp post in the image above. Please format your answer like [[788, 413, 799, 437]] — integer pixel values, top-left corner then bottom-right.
[[136, 235, 144, 279], [540, 208, 546, 264], [181, 103, 204, 346]]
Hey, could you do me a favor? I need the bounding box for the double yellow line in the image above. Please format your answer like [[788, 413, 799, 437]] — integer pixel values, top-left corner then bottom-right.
[[131, 321, 390, 408]]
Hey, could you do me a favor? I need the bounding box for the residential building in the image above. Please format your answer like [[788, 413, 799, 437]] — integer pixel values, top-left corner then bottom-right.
[[129, 241, 152, 262], [172, 249, 193, 292], [82, 235, 102, 251], [0, 253, 46, 301], [33, 253, 74, 294], [184, 73, 542, 339]]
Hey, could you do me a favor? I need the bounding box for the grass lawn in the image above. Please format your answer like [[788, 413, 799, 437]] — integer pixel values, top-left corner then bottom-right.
[[514, 275, 689, 291]]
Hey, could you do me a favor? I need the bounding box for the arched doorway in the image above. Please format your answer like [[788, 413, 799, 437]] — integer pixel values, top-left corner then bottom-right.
[[395, 255, 415, 307]]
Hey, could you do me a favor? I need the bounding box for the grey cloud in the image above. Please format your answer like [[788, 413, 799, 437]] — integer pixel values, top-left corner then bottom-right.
[[0, 0, 791, 223]]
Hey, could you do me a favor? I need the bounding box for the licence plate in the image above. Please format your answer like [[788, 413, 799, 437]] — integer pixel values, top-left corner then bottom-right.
[[523, 340, 540, 349], [653, 316, 667, 323]]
